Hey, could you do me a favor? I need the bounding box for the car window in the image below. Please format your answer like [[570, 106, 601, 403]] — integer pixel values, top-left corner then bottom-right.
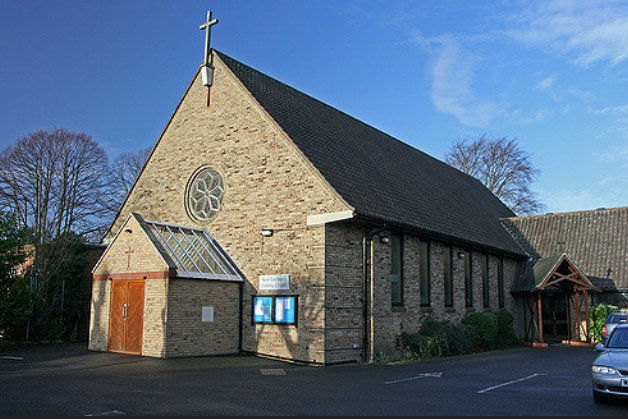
[[607, 313, 628, 323], [607, 328, 628, 349]]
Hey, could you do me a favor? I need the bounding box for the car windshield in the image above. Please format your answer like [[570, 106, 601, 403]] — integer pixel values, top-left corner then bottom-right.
[[607, 328, 628, 349], [607, 313, 628, 323]]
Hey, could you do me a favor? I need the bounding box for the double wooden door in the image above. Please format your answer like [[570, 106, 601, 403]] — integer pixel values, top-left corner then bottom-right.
[[108, 280, 145, 355], [541, 294, 569, 340]]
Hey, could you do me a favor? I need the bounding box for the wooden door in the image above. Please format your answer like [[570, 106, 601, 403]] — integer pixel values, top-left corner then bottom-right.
[[541, 294, 568, 340], [108, 280, 145, 355]]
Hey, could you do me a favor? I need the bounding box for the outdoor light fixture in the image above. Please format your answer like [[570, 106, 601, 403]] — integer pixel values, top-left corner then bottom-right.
[[261, 229, 274, 237], [380, 236, 390, 244], [458, 251, 465, 259]]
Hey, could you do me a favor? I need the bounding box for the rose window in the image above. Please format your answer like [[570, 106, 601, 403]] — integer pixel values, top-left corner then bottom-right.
[[187, 168, 224, 221]]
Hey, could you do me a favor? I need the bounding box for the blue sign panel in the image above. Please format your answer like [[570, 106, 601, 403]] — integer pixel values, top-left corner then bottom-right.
[[274, 297, 296, 324], [253, 297, 273, 323]]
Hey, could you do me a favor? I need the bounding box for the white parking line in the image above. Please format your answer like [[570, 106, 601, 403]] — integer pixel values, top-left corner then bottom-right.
[[477, 373, 547, 394], [0, 356, 24, 361], [384, 372, 442, 385]]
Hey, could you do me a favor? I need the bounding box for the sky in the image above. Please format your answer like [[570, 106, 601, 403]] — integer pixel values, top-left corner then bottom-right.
[[1, 0, 628, 214]]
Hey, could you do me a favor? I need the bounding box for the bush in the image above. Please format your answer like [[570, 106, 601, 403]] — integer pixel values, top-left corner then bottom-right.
[[463, 312, 498, 348], [495, 311, 516, 345], [402, 318, 480, 359], [590, 303, 618, 343]]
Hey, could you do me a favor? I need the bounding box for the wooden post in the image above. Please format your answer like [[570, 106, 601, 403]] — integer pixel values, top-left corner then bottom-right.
[[566, 294, 572, 342], [584, 289, 590, 343], [523, 298, 528, 341], [537, 292, 544, 343]]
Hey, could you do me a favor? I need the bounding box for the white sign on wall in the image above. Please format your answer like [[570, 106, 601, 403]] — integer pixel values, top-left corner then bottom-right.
[[259, 274, 290, 291], [202, 306, 214, 322]]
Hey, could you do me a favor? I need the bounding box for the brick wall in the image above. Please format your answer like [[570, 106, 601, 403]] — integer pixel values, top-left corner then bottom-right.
[[165, 279, 240, 357], [104, 53, 350, 364], [325, 223, 520, 359]]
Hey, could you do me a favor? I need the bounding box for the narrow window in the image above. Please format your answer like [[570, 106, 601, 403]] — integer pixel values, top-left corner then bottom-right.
[[498, 258, 505, 309], [419, 241, 430, 307], [482, 254, 490, 308], [391, 234, 403, 306], [464, 251, 473, 308], [443, 246, 453, 307]]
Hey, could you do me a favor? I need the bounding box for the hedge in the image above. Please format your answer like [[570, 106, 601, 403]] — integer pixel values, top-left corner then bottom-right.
[[463, 312, 498, 347]]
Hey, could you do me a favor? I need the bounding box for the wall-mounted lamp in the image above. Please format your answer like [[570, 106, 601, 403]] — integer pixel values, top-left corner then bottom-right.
[[380, 236, 390, 244], [458, 251, 465, 259], [261, 229, 274, 237]]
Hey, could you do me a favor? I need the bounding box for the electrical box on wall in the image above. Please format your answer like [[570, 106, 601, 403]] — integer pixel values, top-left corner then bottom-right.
[[202, 306, 214, 322]]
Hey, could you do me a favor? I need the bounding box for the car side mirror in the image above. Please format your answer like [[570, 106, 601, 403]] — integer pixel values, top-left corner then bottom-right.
[[595, 343, 605, 352]]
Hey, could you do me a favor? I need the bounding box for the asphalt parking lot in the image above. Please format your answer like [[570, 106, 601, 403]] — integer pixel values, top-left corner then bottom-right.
[[1, 343, 627, 415]]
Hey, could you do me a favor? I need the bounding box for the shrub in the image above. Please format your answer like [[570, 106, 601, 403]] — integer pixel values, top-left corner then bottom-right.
[[495, 311, 516, 345], [402, 318, 480, 359], [590, 303, 618, 343], [463, 312, 498, 347]]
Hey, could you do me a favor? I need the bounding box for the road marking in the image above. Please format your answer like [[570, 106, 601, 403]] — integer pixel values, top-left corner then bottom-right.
[[384, 372, 442, 385], [260, 368, 286, 376], [477, 373, 547, 394], [0, 356, 24, 361], [85, 410, 126, 416]]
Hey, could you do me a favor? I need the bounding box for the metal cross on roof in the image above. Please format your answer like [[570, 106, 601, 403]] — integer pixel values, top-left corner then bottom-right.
[[200, 11, 219, 67]]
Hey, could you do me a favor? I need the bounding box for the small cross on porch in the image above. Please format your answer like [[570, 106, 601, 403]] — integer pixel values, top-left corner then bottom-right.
[[125, 246, 134, 269]]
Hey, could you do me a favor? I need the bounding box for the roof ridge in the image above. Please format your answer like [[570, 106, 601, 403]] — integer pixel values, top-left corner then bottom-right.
[[504, 205, 628, 221]]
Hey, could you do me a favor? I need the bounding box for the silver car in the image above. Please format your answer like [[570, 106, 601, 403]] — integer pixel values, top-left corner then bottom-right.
[[592, 323, 628, 403], [601, 312, 628, 344]]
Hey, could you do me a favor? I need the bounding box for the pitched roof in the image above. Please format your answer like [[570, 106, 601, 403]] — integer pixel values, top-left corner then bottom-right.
[[216, 51, 525, 258], [502, 207, 628, 291], [511, 253, 599, 293]]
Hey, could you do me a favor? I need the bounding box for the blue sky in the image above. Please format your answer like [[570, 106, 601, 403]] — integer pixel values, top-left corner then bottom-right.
[[1, 0, 627, 213]]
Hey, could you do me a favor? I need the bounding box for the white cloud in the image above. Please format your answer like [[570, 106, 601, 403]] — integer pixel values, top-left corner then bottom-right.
[[595, 143, 628, 165], [594, 104, 628, 115], [538, 187, 627, 213], [507, 1, 628, 67], [412, 32, 503, 127], [537, 74, 557, 90]]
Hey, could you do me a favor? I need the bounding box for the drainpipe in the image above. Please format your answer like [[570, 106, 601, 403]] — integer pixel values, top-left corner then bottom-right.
[[361, 225, 386, 363]]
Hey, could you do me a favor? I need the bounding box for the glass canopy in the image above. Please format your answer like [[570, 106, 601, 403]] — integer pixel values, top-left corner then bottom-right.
[[144, 220, 243, 282]]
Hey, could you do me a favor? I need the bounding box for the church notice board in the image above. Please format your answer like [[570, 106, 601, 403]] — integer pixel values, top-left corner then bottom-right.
[[253, 295, 297, 325]]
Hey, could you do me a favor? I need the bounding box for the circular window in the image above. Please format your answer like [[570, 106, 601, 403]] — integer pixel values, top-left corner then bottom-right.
[[187, 168, 225, 221]]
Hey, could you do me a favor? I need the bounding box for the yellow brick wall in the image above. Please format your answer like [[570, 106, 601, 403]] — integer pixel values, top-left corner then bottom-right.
[[104, 53, 350, 363], [165, 279, 240, 357], [88, 279, 110, 351]]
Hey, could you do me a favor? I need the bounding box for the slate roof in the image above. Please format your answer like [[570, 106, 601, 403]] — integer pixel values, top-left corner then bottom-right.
[[216, 51, 526, 258], [502, 207, 628, 291]]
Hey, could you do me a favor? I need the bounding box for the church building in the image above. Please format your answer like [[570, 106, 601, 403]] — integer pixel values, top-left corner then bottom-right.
[[89, 14, 550, 364]]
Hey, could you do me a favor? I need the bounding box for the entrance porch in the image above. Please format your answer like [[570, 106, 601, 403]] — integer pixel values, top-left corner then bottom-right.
[[514, 253, 600, 344]]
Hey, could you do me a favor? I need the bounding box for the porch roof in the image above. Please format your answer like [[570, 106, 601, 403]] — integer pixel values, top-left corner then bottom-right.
[[140, 216, 244, 282], [512, 253, 600, 294]]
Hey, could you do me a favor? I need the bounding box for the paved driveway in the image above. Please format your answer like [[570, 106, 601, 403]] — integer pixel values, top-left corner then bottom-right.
[[1, 344, 626, 415]]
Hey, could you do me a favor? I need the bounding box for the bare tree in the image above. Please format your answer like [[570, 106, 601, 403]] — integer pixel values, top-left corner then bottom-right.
[[445, 135, 544, 215], [0, 128, 112, 243], [110, 146, 151, 204]]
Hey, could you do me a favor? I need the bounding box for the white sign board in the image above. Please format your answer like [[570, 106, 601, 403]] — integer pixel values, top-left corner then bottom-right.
[[202, 306, 214, 322], [259, 274, 290, 291]]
